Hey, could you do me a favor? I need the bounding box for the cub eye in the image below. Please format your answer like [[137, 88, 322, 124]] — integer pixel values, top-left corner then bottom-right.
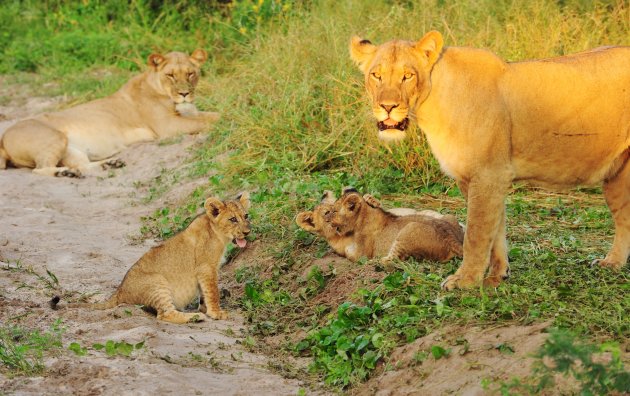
[[324, 210, 330, 216], [244, 214, 249, 219], [187, 72, 195, 79], [402, 72, 414, 81], [371, 72, 381, 80], [166, 73, 175, 79], [229, 217, 238, 223]]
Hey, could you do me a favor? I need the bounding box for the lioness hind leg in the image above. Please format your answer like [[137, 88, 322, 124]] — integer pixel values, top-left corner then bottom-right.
[[600, 154, 630, 270]]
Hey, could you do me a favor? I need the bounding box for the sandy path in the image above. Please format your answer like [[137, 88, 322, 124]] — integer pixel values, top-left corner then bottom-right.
[[0, 102, 312, 395]]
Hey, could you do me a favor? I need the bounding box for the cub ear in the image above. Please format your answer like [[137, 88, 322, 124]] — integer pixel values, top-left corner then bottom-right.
[[236, 191, 251, 211], [342, 186, 358, 195], [321, 190, 336, 204], [350, 36, 377, 73], [344, 193, 362, 212], [296, 211, 316, 231], [204, 197, 225, 218], [148, 53, 166, 70], [190, 49, 208, 66], [415, 30, 444, 66]]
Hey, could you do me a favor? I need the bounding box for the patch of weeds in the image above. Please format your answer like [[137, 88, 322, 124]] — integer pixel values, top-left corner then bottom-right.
[[68, 339, 145, 358], [499, 329, 630, 395], [2, 260, 61, 292], [0, 319, 64, 376]]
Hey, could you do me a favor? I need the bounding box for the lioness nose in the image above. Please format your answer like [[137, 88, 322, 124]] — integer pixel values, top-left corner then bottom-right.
[[380, 103, 398, 113], [179, 91, 190, 97]]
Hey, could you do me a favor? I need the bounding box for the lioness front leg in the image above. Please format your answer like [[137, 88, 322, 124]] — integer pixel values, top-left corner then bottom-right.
[[441, 177, 509, 290], [197, 270, 228, 320], [484, 209, 510, 287], [162, 113, 220, 137]]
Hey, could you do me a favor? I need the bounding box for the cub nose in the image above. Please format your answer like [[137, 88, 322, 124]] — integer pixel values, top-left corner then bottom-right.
[[243, 230, 250, 236], [380, 103, 398, 113]]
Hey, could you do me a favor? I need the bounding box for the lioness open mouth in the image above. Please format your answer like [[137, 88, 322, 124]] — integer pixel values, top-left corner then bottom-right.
[[377, 118, 409, 132]]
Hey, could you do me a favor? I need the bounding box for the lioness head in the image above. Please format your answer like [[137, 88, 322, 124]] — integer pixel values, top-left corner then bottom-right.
[[350, 31, 444, 143], [204, 192, 251, 248], [296, 191, 337, 238], [147, 49, 208, 105], [330, 189, 365, 235]]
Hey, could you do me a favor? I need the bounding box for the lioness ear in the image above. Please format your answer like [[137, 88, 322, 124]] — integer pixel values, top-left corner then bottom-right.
[[344, 194, 362, 212], [415, 31, 444, 66], [190, 49, 208, 66], [321, 190, 336, 204], [350, 36, 377, 73], [236, 191, 251, 211], [148, 53, 166, 70], [204, 197, 225, 218], [296, 211, 316, 231]]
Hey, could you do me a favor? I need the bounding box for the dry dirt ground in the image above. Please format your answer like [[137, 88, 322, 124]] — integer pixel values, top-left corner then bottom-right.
[[0, 96, 314, 395], [0, 91, 598, 396]]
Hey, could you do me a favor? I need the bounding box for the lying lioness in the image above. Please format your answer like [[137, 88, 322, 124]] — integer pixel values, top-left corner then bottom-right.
[[350, 31, 630, 289], [0, 49, 219, 177], [51, 193, 251, 324]]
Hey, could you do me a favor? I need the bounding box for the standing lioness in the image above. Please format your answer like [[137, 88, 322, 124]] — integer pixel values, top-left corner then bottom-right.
[[350, 31, 630, 289], [0, 49, 219, 177]]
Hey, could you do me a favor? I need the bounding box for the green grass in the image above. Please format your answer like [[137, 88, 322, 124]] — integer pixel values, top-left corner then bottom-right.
[[2, 0, 629, 391], [0, 320, 64, 377]]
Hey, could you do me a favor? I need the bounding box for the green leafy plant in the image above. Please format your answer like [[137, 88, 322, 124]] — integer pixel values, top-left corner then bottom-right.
[[0, 320, 64, 376]]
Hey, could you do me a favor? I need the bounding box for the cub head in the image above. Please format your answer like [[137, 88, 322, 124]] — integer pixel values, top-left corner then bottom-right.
[[204, 192, 251, 248], [147, 49, 208, 105], [330, 189, 365, 235], [296, 191, 337, 238], [350, 31, 443, 143]]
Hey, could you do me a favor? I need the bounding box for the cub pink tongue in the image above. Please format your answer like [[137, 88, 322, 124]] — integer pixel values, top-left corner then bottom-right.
[[236, 239, 247, 248]]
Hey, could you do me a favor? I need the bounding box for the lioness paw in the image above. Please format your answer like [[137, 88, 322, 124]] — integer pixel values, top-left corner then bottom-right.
[[55, 169, 83, 178], [102, 159, 126, 170], [440, 274, 482, 290], [591, 258, 623, 270]]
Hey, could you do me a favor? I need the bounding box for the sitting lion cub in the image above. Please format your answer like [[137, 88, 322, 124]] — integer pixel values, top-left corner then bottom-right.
[[52, 193, 250, 324], [0, 49, 219, 177], [330, 189, 464, 265]]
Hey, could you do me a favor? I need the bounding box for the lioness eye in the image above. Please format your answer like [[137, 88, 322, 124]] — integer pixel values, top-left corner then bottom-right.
[[371, 72, 381, 80], [229, 217, 237, 223], [187, 72, 195, 79], [166, 73, 174, 79], [403, 72, 414, 81]]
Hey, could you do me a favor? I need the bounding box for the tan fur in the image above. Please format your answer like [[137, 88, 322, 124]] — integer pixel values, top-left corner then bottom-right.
[[57, 193, 251, 324], [0, 49, 219, 177], [329, 191, 463, 265], [350, 31, 630, 289]]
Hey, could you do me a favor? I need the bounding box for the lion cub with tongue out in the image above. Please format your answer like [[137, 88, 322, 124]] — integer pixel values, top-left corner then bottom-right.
[[54, 193, 251, 324]]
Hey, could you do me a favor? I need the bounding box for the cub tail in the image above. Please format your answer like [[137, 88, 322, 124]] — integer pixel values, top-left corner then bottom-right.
[[49, 294, 120, 310]]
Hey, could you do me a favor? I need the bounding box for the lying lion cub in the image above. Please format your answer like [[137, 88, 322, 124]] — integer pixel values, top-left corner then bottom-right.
[[329, 189, 464, 265], [0, 49, 219, 177], [51, 193, 250, 324]]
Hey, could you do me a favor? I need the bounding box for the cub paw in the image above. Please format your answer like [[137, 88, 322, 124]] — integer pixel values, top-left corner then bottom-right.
[[55, 169, 83, 178], [187, 313, 206, 323], [207, 310, 229, 320], [102, 159, 126, 170]]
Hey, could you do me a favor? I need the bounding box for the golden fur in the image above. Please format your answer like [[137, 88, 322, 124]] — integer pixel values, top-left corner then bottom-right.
[[329, 191, 464, 265], [0, 49, 219, 177], [52, 193, 251, 324], [296, 189, 456, 260], [351, 31, 630, 289]]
